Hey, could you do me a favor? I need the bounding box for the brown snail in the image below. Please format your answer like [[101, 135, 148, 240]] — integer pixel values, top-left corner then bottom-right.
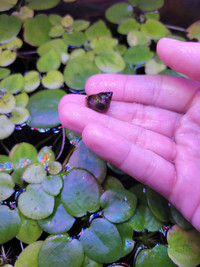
[[86, 92, 113, 113]]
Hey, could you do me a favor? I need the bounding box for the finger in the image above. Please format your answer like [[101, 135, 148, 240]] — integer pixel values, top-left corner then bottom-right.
[[85, 73, 200, 113], [58, 94, 181, 137], [59, 103, 176, 161], [82, 123, 176, 198], [157, 38, 200, 82]]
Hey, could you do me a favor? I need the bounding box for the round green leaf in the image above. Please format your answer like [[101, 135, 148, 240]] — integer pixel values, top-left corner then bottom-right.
[[0, 92, 16, 114], [145, 11, 160, 20], [67, 140, 106, 183], [0, 67, 10, 80], [0, 173, 15, 200], [42, 70, 64, 89], [0, 205, 21, 244], [0, 155, 14, 173], [64, 57, 101, 90], [141, 19, 168, 40], [37, 49, 61, 72], [0, 14, 21, 44], [118, 18, 140, 34], [95, 49, 125, 73], [47, 161, 62, 175], [38, 197, 75, 234], [1, 37, 23, 50], [90, 37, 118, 54], [63, 32, 87, 47], [18, 184, 55, 219], [105, 3, 133, 24], [14, 241, 43, 267], [0, 73, 24, 94], [49, 24, 64, 38], [9, 107, 30, 124], [145, 58, 167, 74], [124, 45, 154, 65], [61, 15, 74, 28], [13, 6, 34, 22], [83, 256, 103, 267], [38, 235, 84, 267], [9, 142, 38, 169], [0, 0, 17, 11], [16, 210, 42, 244], [135, 244, 177, 267], [103, 175, 125, 192], [136, 0, 164, 11], [42, 175, 63, 196], [80, 218, 122, 263], [61, 168, 100, 217], [70, 48, 85, 60], [114, 44, 127, 55], [24, 14, 51, 46], [37, 38, 67, 56], [15, 92, 29, 107], [120, 64, 136, 74], [24, 71, 40, 93], [27, 0, 59, 10], [100, 189, 137, 223], [170, 205, 193, 230], [27, 89, 66, 128], [12, 168, 24, 185], [49, 14, 62, 25], [0, 50, 17, 67], [37, 146, 55, 165], [74, 19, 90, 32], [0, 115, 15, 140], [85, 20, 111, 41], [187, 21, 200, 41], [22, 163, 46, 183], [127, 30, 150, 47], [167, 225, 200, 267]]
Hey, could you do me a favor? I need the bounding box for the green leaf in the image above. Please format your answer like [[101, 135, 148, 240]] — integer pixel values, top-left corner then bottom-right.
[[22, 163, 47, 183], [27, 89, 65, 128], [42, 175, 63, 196], [47, 161, 62, 175], [85, 20, 111, 41], [120, 64, 136, 74], [83, 256, 103, 267], [63, 32, 87, 47], [0, 205, 21, 244], [14, 241, 43, 267], [135, 244, 177, 267], [42, 70, 64, 89], [0, 155, 14, 173], [187, 21, 200, 41], [38, 197, 75, 234], [15, 93, 29, 108], [13, 6, 34, 22], [74, 19, 90, 32], [49, 14, 62, 25], [24, 14, 51, 46], [159, 68, 183, 77], [90, 37, 118, 54], [38, 39, 67, 56], [0, 92, 16, 114], [67, 140, 106, 183], [0, 14, 21, 44], [167, 225, 200, 267], [100, 189, 137, 223], [0, 50, 17, 66], [105, 3, 133, 24], [80, 218, 122, 264], [118, 18, 140, 34], [49, 24, 64, 38], [16, 210, 43, 244], [27, 0, 60, 10], [38, 235, 84, 267], [37, 49, 61, 72], [124, 45, 154, 65], [64, 57, 101, 90], [0, 67, 10, 80], [24, 71, 40, 93], [95, 49, 125, 73], [170, 205, 193, 230], [0, 73, 24, 94], [9, 107, 30, 124], [0, 0, 17, 11], [145, 57, 167, 74], [127, 30, 150, 47], [0, 115, 15, 140], [1, 37, 23, 50], [103, 175, 125, 192], [37, 146, 55, 165], [61, 15, 74, 28], [0, 173, 15, 200], [134, 0, 164, 11], [18, 184, 55, 220], [61, 168, 100, 217], [141, 19, 168, 40]]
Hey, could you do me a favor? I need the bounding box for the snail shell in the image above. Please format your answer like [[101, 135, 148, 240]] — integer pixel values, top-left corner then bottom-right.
[[86, 92, 113, 113]]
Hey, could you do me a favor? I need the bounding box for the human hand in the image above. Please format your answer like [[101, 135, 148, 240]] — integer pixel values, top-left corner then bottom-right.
[[59, 38, 200, 231]]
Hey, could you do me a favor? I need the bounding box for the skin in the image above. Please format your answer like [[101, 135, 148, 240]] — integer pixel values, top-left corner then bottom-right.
[[59, 38, 200, 232]]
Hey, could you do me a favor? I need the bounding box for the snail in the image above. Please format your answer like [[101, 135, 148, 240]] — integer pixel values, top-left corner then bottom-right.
[[86, 92, 113, 113]]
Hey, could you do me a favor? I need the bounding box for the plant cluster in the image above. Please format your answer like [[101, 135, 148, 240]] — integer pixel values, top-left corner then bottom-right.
[[0, 0, 200, 266]]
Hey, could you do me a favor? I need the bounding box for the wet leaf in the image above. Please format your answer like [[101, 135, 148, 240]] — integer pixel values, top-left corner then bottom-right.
[[0, 67, 10, 80], [67, 140, 107, 183], [37, 146, 55, 165], [64, 57, 100, 90], [9, 106, 30, 124], [27, 0, 60, 10], [24, 14, 51, 46], [170, 205, 193, 230], [100, 189, 137, 223], [15, 92, 29, 107], [0, 0, 17, 11], [167, 225, 200, 267], [24, 71, 40, 93], [61, 168, 100, 217], [42, 70, 64, 89], [14, 241, 43, 267], [49, 24, 64, 38], [65, 128, 82, 145], [105, 3, 133, 24], [85, 20, 111, 41], [0, 155, 14, 173], [74, 19, 90, 32], [95, 49, 125, 73], [0, 92, 16, 114], [13, 6, 34, 22], [80, 218, 122, 263], [37, 49, 61, 72], [0, 173, 15, 201], [187, 21, 200, 41], [27, 89, 65, 128], [38, 197, 75, 234], [0, 73, 24, 94], [141, 19, 168, 39], [1, 37, 23, 50], [135, 244, 176, 267], [127, 30, 150, 47], [63, 32, 87, 47], [42, 175, 63, 196], [16, 210, 42, 244], [103, 175, 125, 192], [118, 18, 140, 35], [18, 184, 55, 220], [0, 115, 15, 139], [22, 163, 46, 183], [0, 14, 21, 44], [90, 37, 118, 54], [124, 45, 154, 65], [38, 235, 84, 267], [0, 205, 21, 244], [37, 38, 67, 56], [0, 50, 17, 67]]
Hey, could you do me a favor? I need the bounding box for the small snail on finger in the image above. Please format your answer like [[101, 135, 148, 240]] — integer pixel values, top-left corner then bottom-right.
[[86, 92, 113, 113]]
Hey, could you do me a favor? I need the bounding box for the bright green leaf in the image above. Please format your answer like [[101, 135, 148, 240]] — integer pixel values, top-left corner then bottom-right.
[[27, 0, 60, 10], [0, 173, 15, 201], [0, 14, 21, 44], [105, 3, 133, 24]]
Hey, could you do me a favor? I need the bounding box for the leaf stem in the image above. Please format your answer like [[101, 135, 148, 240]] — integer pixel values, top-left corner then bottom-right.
[[165, 24, 187, 32], [56, 127, 66, 160]]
